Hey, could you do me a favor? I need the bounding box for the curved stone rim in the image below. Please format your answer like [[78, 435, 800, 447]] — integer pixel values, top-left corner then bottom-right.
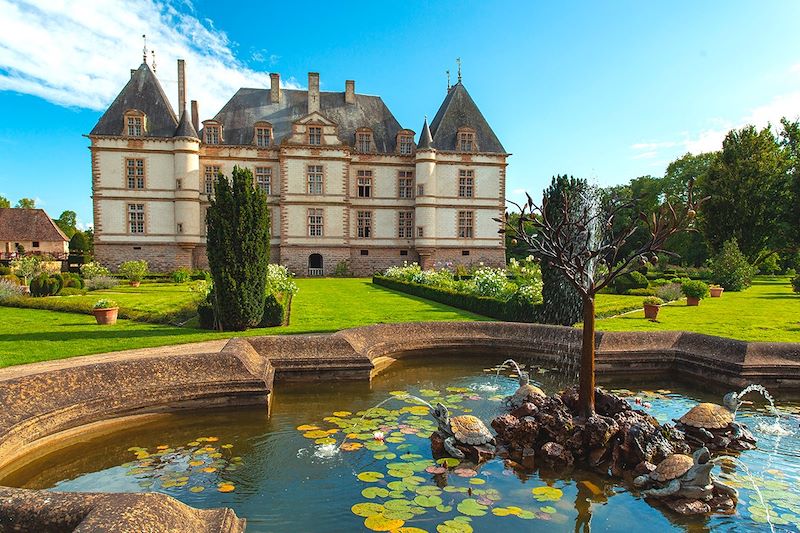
[[1, 322, 799, 531]]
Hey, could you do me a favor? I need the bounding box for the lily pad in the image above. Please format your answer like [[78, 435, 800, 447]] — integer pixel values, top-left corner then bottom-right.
[[374, 452, 397, 460], [437, 519, 473, 533], [189, 486, 205, 493], [439, 457, 461, 468], [468, 478, 485, 485], [362, 487, 390, 499], [217, 483, 235, 493], [358, 471, 385, 482], [457, 498, 488, 517], [352, 502, 386, 517], [436, 504, 453, 513], [540, 505, 557, 514], [532, 486, 563, 502], [415, 495, 443, 507], [364, 514, 405, 531], [382, 509, 415, 520]]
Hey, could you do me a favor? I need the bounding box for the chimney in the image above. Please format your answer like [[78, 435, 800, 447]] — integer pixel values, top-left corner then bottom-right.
[[130, 69, 136, 78], [177, 59, 186, 112], [270, 73, 281, 103], [345, 80, 355, 104], [191, 100, 199, 132], [308, 72, 320, 114]]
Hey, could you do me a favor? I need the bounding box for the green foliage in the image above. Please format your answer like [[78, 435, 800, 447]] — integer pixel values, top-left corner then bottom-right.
[[0, 266, 10, 276], [59, 272, 83, 289], [656, 283, 683, 302], [0, 279, 25, 300], [627, 287, 658, 296], [84, 276, 119, 290], [15, 197, 35, 209], [206, 166, 271, 331], [0, 195, 9, 208], [54, 210, 77, 238], [197, 299, 215, 329], [69, 231, 91, 254], [29, 273, 61, 297], [711, 238, 757, 291], [758, 252, 781, 275], [790, 275, 800, 293], [93, 298, 117, 309], [191, 269, 212, 282], [171, 267, 192, 283], [265, 264, 299, 296], [259, 293, 284, 327], [612, 271, 649, 294], [643, 296, 664, 306], [119, 260, 149, 282], [780, 118, 800, 248], [80, 261, 110, 279], [681, 280, 710, 299], [1, 274, 21, 285], [59, 287, 86, 296], [11, 256, 43, 285], [333, 259, 352, 277]]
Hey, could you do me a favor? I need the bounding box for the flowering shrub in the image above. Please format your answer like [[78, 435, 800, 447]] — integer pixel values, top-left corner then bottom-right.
[[265, 264, 299, 296], [85, 275, 119, 291], [119, 260, 149, 283], [0, 279, 26, 300], [384, 262, 422, 283], [93, 298, 118, 309], [412, 268, 454, 288], [472, 267, 512, 298], [80, 262, 111, 280]]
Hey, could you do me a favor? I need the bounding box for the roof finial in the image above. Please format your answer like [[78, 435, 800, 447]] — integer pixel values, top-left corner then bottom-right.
[[142, 34, 148, 64], [151, 50, 157, 74], [446, 70, 450, 92], [456, 57, 462, 83]]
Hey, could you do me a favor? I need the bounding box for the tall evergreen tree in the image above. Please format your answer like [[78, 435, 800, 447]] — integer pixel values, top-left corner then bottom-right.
[[206, 166, 271, 331]]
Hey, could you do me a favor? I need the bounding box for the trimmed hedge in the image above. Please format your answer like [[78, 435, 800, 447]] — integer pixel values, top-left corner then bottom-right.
[[373, 276, 539, 322]]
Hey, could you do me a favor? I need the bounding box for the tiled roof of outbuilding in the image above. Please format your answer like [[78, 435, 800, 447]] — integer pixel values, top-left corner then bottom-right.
[[0, 208, 69, 242]]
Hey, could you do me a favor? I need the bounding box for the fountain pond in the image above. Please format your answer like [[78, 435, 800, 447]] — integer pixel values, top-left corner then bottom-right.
[[2, 355, 799, 532]]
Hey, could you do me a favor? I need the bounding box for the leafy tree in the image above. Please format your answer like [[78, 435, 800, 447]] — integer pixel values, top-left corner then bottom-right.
[[758, 251, 781, 275], [780, 118, 800, 250], [206, 166, 271, 331], [663, 152, 717, 204], [0, 196, 9, 208], [54, 210, 77, 238], [710, 238, 757, 291], [69, 231, 91, 254], [699, 125, 791, 261], [15, 198, 36, 209]]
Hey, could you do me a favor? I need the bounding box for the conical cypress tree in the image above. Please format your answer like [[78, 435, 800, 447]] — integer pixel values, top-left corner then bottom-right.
[[206, 166, 271, 331]]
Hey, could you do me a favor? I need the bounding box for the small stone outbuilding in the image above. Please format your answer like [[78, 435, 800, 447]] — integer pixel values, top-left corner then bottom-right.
[[0, 208, 69, 259]]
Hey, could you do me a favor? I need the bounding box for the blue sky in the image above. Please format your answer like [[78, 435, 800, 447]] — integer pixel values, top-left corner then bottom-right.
[[1, 0, 799, 228]]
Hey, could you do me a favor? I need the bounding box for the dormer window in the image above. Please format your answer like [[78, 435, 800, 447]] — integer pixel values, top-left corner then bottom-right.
[[124, 110, 146, 136], [254, 122, 272, 147], [308, 126, 322, 145], [457, 128, 476, 152], [397, 131, 415, 155], [203, 121, 222, 145], [356, 129, 373, 153]]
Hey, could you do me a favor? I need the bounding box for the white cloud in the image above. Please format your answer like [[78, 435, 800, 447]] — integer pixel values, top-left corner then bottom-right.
[[511, 188, 526, 196], [0, 0, 300, 116], [631, 150, 658, 160]]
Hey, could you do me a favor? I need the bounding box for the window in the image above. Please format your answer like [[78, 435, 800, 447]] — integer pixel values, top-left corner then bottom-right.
[[32, 241, 39, 248], [177, 223, 183, 233], [458, 169, 474, 198], [204, 165, 220, 196], [398, 171, 414, 198], [128, 203, 145, 233], [398, 211, 414, 239], [417, 184, 425, 196], [126, 114, 143, 136], [458, 130, 475, 152], [205, 124, 221, 145], [360, 249, 369, 256], [308, 208, 323, 236], [417, 226, 424, 238], [398, 135, 414, 155], [202, 207, 208, 236], [458, 210, 474, 238], [356, 131, 372, 152], [462, 250, 470, 256], [308, 126, 322, 145], [126, 158, 145, 189], [255, 167, 272, 194], [357, 211, 372, 238], [400, 250, 408, 256], [254, 125, 272, 147], [357, 170, 372, 198], [307, 165, 323, 194]]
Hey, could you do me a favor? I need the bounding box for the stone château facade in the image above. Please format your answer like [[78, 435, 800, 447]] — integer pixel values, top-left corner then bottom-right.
[[89, 59, 508, 275]]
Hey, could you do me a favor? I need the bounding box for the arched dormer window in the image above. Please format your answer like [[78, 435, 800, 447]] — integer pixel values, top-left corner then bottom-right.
[[124, 109, 147, 137], [457, 127, 477, 152], [254, 121, 272, 147], [203, 120, 223, 145], [396, 130, 415, 155], [356, 128, 374, 153]]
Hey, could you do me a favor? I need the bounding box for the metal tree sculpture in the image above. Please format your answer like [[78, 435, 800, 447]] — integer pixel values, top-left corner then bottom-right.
[[500, 180, 707, 418]]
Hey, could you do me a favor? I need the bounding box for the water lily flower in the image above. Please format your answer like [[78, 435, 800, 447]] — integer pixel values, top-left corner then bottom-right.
[[373, 431, 385, 441]]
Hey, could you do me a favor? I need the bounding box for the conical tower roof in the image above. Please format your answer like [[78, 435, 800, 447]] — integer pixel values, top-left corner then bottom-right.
[[174, 109, 198, 139], [417, 117, 434, 149], [428, 82, 505, 153]]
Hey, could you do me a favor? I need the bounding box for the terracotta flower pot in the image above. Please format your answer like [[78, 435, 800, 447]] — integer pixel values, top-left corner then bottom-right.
[[643, 304, 660, 319], [710, 287, 724, 298], [129, 281, 141, 287], [93, 307, 119, 325], [686, 296, 700, 306]]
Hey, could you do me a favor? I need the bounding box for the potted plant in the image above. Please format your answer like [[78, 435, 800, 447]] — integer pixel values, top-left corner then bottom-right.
[[709, 284, 724, 298], [93, 298, 119, 325], [681, 280, 710, 306], [119, 260, 148, 287], [642, 296, 664, 319]]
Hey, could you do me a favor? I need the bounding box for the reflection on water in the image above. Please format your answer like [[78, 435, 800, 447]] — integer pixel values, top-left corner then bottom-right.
[[2, 356, 799, 532]]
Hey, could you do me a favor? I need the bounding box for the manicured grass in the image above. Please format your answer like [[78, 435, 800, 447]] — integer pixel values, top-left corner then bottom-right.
[[594, 293, 646, 318], [0, 279, 485, 367], [597, 277, 800, 342]]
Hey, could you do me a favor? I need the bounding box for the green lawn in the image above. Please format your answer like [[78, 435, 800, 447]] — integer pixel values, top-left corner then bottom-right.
[[597, 277, 800, 342], [0, 279, 485, 368]]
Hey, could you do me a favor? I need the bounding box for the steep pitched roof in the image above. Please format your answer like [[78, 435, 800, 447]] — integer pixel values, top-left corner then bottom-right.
[[90, 63, 178, 137], [417, 118, 433, 149], [0, 209, 69, 242], [174, 109, 199, 139], [428, 83, 505, 153], [206, 89, 404, 152]]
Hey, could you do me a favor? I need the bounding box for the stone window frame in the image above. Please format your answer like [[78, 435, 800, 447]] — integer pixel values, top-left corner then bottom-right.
[[357, 170, 373, 198], [355, 128, 374, 153], [127, 203, 146, 234], [307, 125, 323, 146], [417, 226, 424, 238], [458, 168, 475, 198], [398, 210, 414, 239], [398, 171, 414, 199], [457, 127, 477, 152], [253, 121, 273, 147], [457, 210, 474, 239], [203, 120, 223, 145], [204, 165, 221, 197], [307, 164, 324, 195], [255, 166, 272, 195], [396, 130, 415, 156], [125, 158, 146, 189], [356, 210, 373, 239], [417, 184, 425, 197], [123, 109, 147, 137], [307, 208, 324, 237]]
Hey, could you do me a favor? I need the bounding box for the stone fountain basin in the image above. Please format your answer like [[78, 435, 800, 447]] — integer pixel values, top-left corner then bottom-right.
[[1, 322, 799, 531]]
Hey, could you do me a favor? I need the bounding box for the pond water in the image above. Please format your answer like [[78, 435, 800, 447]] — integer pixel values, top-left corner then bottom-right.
[[3, 356, 800, 532]]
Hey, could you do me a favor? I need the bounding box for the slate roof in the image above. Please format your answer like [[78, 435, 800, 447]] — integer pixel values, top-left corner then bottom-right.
[[174, 109, 199, 139], [429, 82, 506, 153], [206, 89, 404, 152], [90, 63, 178, 137], [0, 209, 69, 242], [417, 118, 433, 149]]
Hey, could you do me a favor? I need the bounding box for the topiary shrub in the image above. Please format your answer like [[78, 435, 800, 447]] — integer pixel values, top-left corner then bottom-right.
[[681, 280, 710, 299], [198, 299, 215, 329], [259, 293, 284, 327], [29, 273, 61, 297], [171, 267, 192, 283], [191, 269, 212, 281], [792, 275, 800, 294], [59, 272, 83, 289], [612, 271, 649, 294], [710, 238, 756, 291]]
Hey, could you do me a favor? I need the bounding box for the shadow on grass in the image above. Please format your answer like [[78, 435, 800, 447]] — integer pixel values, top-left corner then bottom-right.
[[0, 328, 202, 343]]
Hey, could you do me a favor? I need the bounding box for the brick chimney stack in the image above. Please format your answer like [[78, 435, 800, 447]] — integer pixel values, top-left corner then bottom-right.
[[345, 80, 355, 104], [308, 72, 320, 114], [177, 59, 186, 112], [191, 100, 199, 132], [270, 73, 281, 103]]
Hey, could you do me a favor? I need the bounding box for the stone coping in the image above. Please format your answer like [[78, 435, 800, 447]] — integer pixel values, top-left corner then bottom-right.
[[1, 322, 799, 531]]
